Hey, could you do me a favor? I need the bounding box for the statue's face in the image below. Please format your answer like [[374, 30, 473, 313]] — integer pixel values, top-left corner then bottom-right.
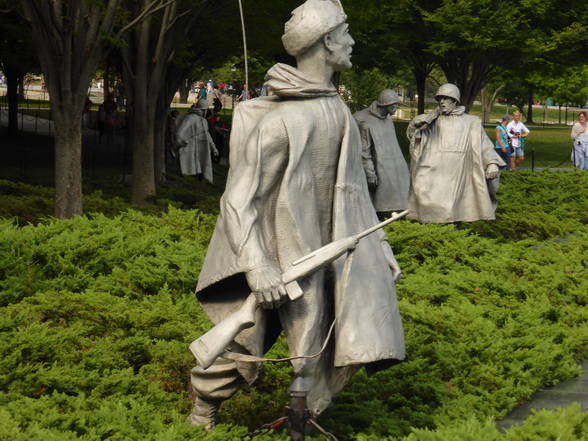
[[325, 23, 355, 72], [437, 96, 457, 114], [387, 103, 399, 115]]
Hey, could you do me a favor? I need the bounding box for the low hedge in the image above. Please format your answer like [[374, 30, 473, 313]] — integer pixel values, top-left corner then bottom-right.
[[1, 170, 588, 440]]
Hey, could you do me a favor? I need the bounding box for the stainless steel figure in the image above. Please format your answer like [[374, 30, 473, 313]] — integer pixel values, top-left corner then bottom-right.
[[188, 0, 405, 429], [354, 89, 410, 212], [406, 83, 505, 223], [190, 210, 408, 370]]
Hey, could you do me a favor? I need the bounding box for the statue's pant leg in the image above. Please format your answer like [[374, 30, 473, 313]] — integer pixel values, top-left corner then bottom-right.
[[189, 357, 244, 427], [191, 357, 244, 402], [278, 270, 334, 414]]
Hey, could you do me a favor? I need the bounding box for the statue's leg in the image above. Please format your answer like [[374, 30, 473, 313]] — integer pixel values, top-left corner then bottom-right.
[[278, 270, 334, 415], [189, 356, 244, 429], [188, 311, 273, 430]]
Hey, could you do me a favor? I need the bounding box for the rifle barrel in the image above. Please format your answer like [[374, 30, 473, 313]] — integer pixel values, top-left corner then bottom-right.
[[354, 210, 409, 241]]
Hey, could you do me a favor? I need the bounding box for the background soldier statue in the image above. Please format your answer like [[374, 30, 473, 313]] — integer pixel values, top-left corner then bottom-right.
[[188, 0, 405, 430], [407, 83, 505, 224], [354, 89, 410, 213], [174, 100, 218, 182]]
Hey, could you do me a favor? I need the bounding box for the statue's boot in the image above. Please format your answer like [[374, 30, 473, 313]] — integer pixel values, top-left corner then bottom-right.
[[187, 397, 220, 431]]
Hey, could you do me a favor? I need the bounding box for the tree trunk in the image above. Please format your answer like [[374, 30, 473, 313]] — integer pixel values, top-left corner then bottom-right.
[[179, 79, 189, 104], [131, 119, 156, 204], [18, 76, 25, 101], [5, 66, 21, 137], [480, 86, 489, 124], [53, 110, 84, 218], [526, 85, 534, 124], [103, 62, 111, 102], [154, 116, 166, 182], [414, 71, 427, 115]]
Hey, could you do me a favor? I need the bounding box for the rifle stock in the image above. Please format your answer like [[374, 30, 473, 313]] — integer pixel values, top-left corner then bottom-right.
[[189, 210, 408, 369]]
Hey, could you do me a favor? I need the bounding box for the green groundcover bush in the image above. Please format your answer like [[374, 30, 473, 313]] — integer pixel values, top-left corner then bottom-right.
[[1, 170, 588, 440]]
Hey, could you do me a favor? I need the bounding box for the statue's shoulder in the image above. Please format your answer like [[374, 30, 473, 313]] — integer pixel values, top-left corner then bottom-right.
[[460, 112, 482, 124], [353, 108, 370, 123]]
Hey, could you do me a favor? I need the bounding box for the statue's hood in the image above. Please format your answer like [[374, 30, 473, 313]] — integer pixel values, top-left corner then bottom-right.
[[264, 63, 339, 98]]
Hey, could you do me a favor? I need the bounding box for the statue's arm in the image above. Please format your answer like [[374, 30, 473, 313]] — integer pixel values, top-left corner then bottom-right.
[[204, 124, 219, 156], [358, 121, 378, 187], [481, 125, 504, 178], [407, 108, 439, 152], [174, 119, 189, 146], [221, 117, 290, 309]]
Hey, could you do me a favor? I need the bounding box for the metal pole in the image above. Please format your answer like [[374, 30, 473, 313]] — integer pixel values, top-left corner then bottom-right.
[[237, 0, 249, 91], [288, 378, 309, 441], [531, 148, 535, 172]]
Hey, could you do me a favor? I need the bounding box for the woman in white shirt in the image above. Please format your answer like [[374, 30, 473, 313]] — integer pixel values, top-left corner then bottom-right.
[[571, 111, 588, 170]]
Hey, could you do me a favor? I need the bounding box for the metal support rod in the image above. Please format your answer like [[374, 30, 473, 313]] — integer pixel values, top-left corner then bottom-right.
[[237, 0, 248, 91], [288, 378, 309, 441]]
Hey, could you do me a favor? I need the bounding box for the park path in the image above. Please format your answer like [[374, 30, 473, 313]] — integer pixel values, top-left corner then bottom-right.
[[497, 361, 588, 431]]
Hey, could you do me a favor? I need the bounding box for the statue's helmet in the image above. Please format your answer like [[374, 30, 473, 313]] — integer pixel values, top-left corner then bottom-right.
[[189, 99, 209, 115], [435, 83, 460, 103], [377, 89, 400, 106], [282, 0, 347, 57], [195, 99, 209, 109]]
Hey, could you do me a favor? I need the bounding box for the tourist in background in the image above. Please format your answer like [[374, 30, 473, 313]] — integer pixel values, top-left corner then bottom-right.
[[211, 85, 222, 113], [571, 111, 588, 170], [506, 111, 530, 170], [236, 84, 250, 103], [495, 115, 512, 171]]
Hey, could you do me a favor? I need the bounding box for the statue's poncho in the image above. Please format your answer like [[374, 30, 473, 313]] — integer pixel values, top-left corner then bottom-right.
[[195, 63, 404, 413], [407, 107, 504, 223], [354, 104, 410, 211], [175, 112, 216, 182]]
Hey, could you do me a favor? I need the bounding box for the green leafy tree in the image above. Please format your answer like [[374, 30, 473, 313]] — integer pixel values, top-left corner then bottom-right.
[[18, 0, 175, 218], [344, 0, 588, 115], [120, 0, 234, 205]]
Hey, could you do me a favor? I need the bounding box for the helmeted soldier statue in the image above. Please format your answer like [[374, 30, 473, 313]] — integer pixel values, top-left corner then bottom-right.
[[354, 89, 410, 213], [407, 83, 505, 223]]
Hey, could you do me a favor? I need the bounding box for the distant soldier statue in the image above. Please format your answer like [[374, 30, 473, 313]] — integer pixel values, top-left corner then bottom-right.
[[174, 100, 218, 182], [354, 89, 410, 213], [188, 0, 404, 430], [407, 83, 505, 223]]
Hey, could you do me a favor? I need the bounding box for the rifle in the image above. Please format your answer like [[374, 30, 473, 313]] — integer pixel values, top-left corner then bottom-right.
[[189, 210, 409, 369]]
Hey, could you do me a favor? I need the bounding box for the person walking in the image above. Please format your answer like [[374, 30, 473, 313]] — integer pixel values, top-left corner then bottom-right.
[[236, 84, 250, 103], [211, 85, 223, 114], [495, 115, 512, 171], [506, 111, 530, 170], [571, 111, 588, 170]]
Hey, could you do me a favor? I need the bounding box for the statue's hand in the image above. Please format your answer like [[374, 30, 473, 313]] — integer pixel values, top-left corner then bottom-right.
[[409, 113, 430, 129], [367, 176, 378, 190], [381, 241, 402, 283], [486, 163, 500, 179], [246, 265, 287, 310]]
